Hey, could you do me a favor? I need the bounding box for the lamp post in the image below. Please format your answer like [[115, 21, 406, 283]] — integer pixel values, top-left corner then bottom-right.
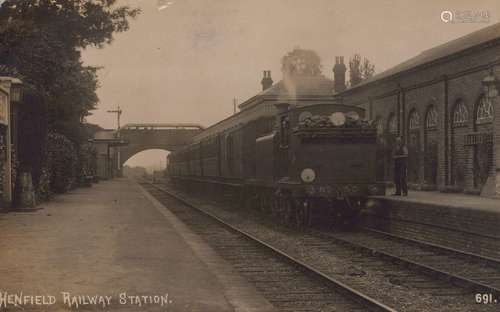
[[107, 106, 123, 177]]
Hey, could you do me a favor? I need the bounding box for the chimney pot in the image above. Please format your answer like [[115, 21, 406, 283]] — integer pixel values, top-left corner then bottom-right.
[[261, 70, 273, 91], [333, 56, 347, 93]]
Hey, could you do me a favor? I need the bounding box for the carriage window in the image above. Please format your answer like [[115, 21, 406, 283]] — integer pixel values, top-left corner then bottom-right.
[[426, 106, 438, 129], [452, 100, 469, 127], [409, 110, 420, 130], [475, 96, 493, 125]]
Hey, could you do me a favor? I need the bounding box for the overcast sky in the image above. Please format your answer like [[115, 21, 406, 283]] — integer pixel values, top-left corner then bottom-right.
[[81, 0, 498, 168]]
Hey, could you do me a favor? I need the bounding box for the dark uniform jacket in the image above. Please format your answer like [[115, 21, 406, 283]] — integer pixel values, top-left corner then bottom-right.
[[393, 145, 408, 168]]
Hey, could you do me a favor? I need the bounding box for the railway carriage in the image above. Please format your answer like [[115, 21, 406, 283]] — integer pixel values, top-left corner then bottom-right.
[[168, 102, 385, 227]]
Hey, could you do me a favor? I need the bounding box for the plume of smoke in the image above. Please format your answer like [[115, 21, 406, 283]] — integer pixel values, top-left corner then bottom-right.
[[280, 74, 297, 104], [279, 47, 322, 103]]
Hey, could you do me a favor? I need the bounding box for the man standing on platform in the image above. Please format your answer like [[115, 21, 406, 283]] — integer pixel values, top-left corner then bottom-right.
[[392, 137, 408, 196]]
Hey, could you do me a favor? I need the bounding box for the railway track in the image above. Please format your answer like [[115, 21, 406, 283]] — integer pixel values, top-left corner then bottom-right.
[[140, 179, 500, 311], [139, 180, 395, 312], [361, 215, 500, 261], [317, 226, 500, 296]]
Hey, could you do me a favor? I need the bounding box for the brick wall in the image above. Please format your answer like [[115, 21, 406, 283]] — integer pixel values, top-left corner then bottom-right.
[[362, 198, 500, 259], [337, 42, 500, 194]]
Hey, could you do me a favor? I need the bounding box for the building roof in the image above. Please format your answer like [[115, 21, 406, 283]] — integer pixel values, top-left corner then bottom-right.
[[122, 123, 205, 130], [258, 75, 334, 97], [94, 130, 116, 140], [239, 74, 335, 110], [343, 22, 500, 92]]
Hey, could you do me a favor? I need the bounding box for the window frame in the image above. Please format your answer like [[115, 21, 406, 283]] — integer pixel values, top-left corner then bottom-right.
[[452, 100, 469, 128], [475, 95, 494, 125]]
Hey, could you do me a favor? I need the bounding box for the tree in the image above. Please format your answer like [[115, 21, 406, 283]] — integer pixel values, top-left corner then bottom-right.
[[0, 0, 140, 136], [0, 0, 140, 197], [349, 54, 375, 87], [0, 0, 140, 49], [281, 48, 322, 77]]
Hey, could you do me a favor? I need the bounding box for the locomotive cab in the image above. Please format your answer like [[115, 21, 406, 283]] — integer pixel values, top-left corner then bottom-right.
[[273, 103, 385, 227]]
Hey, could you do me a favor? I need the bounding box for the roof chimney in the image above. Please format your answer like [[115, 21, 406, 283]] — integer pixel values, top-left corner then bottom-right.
[[333, 56, 347, 93], [261, 70, 273, 91]]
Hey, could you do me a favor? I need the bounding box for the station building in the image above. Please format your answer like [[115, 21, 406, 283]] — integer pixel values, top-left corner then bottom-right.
[[334, 22, 500, 197], [92, 129, 122, 180], [195, 72, 336, 140]]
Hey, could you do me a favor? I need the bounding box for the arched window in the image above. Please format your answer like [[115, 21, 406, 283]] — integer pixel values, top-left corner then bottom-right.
[[426, 106, 438, 129], [475, 96, 493, 124], [409, 110, 420, 130], [387, 114, 397, 134], [452, 100, 469, 126]]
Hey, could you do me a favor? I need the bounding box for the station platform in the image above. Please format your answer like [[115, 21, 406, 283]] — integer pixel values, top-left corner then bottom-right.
[[0, 178, 275, 312], [365, 188, 500, 260]]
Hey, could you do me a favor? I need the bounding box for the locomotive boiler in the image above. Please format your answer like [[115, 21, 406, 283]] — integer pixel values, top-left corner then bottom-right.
[[167, 102, 385, 227]]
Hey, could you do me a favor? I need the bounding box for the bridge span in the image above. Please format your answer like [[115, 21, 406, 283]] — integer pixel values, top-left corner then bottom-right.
[[119, 123, 204, 166], [92, 123, 204, 179]]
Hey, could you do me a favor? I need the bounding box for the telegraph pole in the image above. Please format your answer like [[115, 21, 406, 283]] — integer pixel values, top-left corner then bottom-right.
[[107, 106, 123, 177], [107, 105, 122, 133]]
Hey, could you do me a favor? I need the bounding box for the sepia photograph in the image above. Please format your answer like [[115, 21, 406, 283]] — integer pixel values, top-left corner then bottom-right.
[[0, 0, 499, 311]]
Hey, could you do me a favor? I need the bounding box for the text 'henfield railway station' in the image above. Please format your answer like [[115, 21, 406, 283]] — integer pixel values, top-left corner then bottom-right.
[[2, 16, 500, 312]]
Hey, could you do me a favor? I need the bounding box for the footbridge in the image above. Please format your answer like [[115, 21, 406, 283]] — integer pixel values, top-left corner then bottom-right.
[[118, 123, 204, 166]]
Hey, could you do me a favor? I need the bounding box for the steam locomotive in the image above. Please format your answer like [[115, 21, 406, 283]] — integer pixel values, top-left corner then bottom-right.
[[167, 102, 385, 227]]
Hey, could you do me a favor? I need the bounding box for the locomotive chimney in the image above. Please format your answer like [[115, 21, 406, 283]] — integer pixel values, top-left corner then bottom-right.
[[333, 56, 347, 93], [261, 70, 273, 91]]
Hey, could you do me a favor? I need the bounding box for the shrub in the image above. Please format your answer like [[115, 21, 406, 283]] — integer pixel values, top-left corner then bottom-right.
[[77, 142, 97, 186], [44, 132, 78, 193], [35, 164, 52, 201]]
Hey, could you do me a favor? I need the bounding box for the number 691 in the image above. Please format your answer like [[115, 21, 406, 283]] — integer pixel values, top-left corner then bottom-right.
[[475, 293, 494, 304]]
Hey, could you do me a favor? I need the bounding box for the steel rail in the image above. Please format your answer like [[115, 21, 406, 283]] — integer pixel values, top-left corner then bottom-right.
[[361, 226, 500, 268], [141, 180, 397, 312], [315, 229, 500, 297]]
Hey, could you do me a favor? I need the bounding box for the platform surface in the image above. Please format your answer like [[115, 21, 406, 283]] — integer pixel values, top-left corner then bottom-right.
[[0, 178, 275, 312], [366, 186, 500, 259], [373, 187, 500, 213]]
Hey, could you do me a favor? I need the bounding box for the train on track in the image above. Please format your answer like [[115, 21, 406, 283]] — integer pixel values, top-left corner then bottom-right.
[[167, 102, 385, 227]]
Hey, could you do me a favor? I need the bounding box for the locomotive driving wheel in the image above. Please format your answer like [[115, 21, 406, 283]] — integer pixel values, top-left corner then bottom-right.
[[271, 190, 282, 220], [330, 198, 347, 228], [280, 194, 294, 226], [333, 197, 361, 228]]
